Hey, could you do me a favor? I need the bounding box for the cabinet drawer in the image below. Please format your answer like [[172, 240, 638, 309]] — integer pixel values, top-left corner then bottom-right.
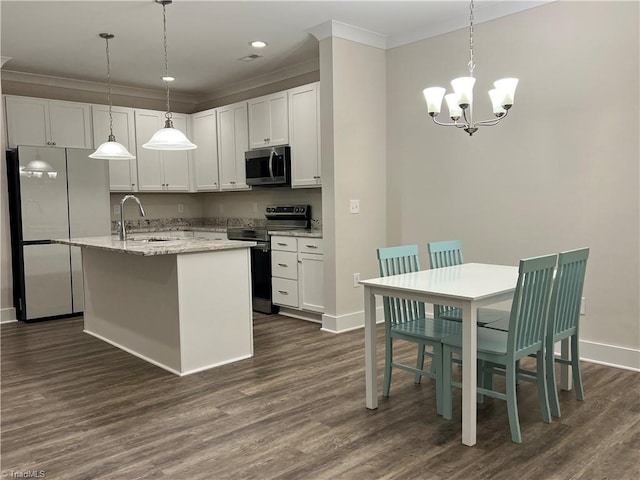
[[272, 251, 298, 280], [298, 238, 323, 254], [272, 278, 298, 307], [271, 235, 297, 252]]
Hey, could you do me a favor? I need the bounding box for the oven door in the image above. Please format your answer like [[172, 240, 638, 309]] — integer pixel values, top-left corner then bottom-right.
[[245, 147, 290, 186], [250, 242, 278, 314]]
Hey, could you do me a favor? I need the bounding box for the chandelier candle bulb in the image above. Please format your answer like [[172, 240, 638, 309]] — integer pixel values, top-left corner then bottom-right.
[[423, 87, 446, 115]]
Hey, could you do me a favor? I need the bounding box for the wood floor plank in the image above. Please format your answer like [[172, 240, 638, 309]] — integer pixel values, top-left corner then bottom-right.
[[2, 314, 639, 479]]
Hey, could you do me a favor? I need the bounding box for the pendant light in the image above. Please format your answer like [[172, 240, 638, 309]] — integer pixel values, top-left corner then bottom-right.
[[89, 33, 136, 160], [143, 0, 196, 151]]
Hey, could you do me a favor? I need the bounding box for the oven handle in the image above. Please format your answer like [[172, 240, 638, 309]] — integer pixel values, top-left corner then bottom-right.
[[252, 242, 270, 252]]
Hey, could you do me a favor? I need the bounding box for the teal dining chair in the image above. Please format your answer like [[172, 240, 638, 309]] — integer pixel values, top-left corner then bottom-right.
[[441, 253, 557, 443], [483, 248, 589, 418], [427, 240, 510, 326], [377, 245, 461, 415]]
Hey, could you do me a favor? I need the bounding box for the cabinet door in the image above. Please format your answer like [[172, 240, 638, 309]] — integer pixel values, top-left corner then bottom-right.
[[289, 83, 321, 188], [5, 96, 50, 147], [192, 109, 219, 191], [299, 252, 324, 313], [162, 113, 191, 191], [218, 102, 249, 190], [92, 105, 138, 191], [247, 92, 288, 149], [267, 92, 289, 146], [48, 100, 92, 148], [134, 110, 164, 191], [247, 97, 270, 149]]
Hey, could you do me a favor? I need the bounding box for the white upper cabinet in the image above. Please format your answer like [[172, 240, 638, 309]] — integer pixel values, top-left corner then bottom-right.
[[92, 105, 138, 192], [191, 109, 220, 191], [217, 102, 250, 191], [247, 91, 288, 149], [5, 95, 92, 149], [288, 83, 321, 188], [134, 109, 191, 192]]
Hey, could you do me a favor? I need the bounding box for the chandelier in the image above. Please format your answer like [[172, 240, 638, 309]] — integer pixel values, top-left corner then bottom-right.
[[143, 0, 196, 150], [422, 0, 518, 136]]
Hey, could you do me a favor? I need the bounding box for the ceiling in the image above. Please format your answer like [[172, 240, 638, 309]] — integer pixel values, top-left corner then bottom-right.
[[1, 1, 549, 103]]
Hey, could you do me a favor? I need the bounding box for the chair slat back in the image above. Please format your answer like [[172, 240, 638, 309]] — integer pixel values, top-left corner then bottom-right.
[[427, 240, 463, 318], [549, 248, 589, 337], [508, 254, 557, 355], [377, 245, 425, 325], [427, 240, 464, 269]]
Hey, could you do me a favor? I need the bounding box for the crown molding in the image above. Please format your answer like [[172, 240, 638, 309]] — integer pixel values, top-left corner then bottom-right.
[[196, 58, 320, 105], [308, 20, 388, 49], [0, 70, 199, 105]]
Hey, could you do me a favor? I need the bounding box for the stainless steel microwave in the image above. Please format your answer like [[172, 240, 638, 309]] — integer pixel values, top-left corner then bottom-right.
[[245, 146, 291, 187]]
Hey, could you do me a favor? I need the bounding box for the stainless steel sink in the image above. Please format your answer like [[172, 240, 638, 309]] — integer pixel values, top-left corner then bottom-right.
[[128, 236, 175, 243]]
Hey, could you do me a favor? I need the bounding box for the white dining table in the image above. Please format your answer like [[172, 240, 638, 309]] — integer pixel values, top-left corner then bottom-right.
[[360, 262, 519, 447]]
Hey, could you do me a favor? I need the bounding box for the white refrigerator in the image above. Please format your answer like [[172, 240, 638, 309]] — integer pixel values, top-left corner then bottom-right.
[[6, 146, 111, 321]]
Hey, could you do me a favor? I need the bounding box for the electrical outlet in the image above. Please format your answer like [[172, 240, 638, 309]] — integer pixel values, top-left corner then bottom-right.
[[580, 296, 586, 315], [112, 205, 119, 216], [349, 199, 360, 214], [252, 202, 258, 214], [353, 272, 361, 288], [177, 203, 184, 213]]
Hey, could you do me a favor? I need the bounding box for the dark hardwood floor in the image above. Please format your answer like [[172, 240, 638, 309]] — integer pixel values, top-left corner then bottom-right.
[[1, 314, 639, 480]]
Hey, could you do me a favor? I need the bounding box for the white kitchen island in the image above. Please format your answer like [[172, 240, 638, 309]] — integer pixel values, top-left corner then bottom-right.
[[55, 235, 256, 376]]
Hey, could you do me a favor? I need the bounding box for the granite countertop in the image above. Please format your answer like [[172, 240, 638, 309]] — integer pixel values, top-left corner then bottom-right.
[[54, 236, 256, 257], [113, 226, 228, 235], [268, 229, 323, 238]]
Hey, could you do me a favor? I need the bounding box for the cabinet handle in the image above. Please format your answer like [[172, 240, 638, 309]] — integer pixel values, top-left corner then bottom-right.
[[278, 290, 289, 295], [131, 183, 136, 187], [52, 142, 56, 145], [277, 263, 288, 267], [306, 245, 318, 249], [277, 242, 288, 246]]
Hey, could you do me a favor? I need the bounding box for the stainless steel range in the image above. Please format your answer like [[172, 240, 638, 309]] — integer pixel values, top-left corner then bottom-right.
[[227, 205, 311, 313]]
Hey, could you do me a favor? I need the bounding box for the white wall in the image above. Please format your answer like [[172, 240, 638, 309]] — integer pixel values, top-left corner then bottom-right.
[[320, 36, 387, 332], [386, 2, 639, 361]]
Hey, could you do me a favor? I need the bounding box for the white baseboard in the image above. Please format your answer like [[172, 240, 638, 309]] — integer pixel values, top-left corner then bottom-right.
[[320, 307, 384, 334], [1, 307, 17, 324], [576, 340, 640, 372]]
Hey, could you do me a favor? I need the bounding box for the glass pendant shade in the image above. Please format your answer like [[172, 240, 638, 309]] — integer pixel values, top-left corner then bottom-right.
[[445, 93, 463, 120], [451, 76, 475, 107], [493, 78, 519, 106], [142, 121, 197, 150], [423, 87, 446, 115], [488, 89, 507, 116], [89, 138, 136, 160]]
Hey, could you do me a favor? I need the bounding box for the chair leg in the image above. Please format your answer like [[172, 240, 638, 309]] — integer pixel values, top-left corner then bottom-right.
[[536, 351, 551, 424], [505, 363, 522, 443], [571, 334, 585, 401], [441, 345, 454, 420], [546, 339, 561, 418], [383, 336, 393, 397], [415, 344, 425, 384], [433, 344, 443, 416]]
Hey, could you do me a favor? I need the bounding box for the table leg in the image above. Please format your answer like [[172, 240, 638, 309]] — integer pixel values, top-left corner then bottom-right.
[[364, 285, 378, 409], [461, 302, 477, 446], [560, 338, 572, 391]]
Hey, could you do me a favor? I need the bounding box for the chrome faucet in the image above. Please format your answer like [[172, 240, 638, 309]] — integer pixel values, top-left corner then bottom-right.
[[118, 195, 146, 241]]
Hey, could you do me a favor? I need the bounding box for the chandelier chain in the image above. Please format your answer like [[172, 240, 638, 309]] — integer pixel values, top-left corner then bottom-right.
[[104, 36, 114, 137], [468, 0, 475, 75], [162, 2, 172, 121]]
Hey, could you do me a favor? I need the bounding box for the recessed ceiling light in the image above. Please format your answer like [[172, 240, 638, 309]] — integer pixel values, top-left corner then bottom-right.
[[250, 40, 268, 48], [162, 75, 175, 82]]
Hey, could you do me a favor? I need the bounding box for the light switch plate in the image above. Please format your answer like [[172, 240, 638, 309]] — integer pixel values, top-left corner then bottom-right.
[[349, 199, 360, 214]]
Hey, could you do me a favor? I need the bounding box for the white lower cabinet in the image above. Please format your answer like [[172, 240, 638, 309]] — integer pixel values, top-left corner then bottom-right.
[[271, 236, 323, 313]]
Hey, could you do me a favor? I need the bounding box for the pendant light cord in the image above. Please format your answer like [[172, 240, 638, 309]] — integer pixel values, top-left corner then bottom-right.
[[468, 0, 475, 76], [104, 36, 115, 139], [162, 2, 173, 125]]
